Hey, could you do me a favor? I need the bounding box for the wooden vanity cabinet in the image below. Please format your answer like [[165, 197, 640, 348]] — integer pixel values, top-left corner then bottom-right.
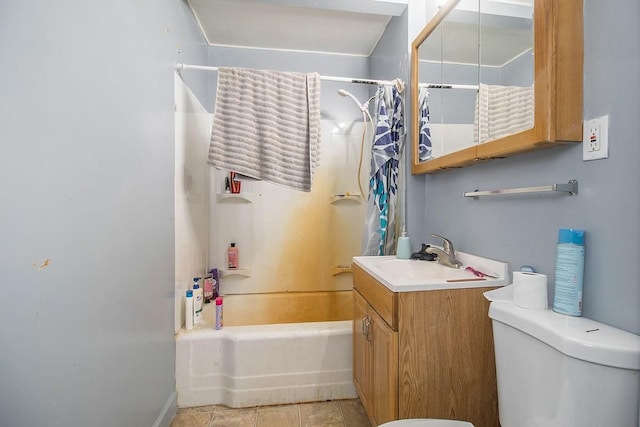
[[353, 264, 499, 427]]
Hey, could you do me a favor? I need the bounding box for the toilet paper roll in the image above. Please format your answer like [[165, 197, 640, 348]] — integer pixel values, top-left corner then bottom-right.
[[513, 271, 548, 310]]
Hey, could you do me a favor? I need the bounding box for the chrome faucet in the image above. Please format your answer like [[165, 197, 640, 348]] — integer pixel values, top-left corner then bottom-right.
[[425, 233, 463, 268]]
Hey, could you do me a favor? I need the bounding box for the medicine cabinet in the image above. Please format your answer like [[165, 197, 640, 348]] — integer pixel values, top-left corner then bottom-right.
[[411, 0, 583, 174]]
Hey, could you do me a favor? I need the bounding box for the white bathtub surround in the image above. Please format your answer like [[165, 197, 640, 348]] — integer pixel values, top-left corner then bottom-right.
[[175, 74, 212, 333], [175, 320, 356, 408]]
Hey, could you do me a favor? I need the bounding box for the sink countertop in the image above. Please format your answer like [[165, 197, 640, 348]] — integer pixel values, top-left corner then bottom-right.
[[353, 251, 508, 292]]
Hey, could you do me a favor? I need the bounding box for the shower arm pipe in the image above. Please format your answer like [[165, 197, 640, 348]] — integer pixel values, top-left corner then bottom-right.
[[176, 63, 399, 87]]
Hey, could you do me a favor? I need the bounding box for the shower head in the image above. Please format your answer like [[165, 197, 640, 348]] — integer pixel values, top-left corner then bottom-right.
[[337, 89, 366, 112]]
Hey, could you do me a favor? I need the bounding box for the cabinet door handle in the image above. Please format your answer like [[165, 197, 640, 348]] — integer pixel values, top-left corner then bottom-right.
[[363, 314, 372, 342], [362, 315, 368, 338]]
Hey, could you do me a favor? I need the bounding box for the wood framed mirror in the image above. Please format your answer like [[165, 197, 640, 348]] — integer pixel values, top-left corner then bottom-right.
[[411, 0, 583, 174]]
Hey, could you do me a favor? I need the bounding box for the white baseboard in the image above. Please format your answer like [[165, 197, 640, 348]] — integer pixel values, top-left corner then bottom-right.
[[152, 391, 177, 427]]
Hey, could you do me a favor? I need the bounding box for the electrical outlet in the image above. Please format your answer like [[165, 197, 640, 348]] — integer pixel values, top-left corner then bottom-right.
[[587, 125, 600, 152], [583, 115, 609, 161]]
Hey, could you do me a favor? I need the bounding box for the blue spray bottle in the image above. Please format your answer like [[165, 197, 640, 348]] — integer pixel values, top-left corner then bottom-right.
[[552, 228, 585, 316]]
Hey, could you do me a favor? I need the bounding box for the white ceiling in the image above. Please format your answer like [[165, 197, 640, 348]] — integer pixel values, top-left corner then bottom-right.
[[187, 0, 408, 56], [188, 0, 534, 65]]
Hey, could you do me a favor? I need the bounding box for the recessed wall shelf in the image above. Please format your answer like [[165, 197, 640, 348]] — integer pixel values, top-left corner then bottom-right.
[[216, 193, 256, 204], [220, 268, 251, 278], [330, 265, 353, 276], [330, 194, 362, 204]]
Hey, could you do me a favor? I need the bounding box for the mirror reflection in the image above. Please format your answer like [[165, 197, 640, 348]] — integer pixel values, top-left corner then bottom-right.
[[416, 0, 534, 162]]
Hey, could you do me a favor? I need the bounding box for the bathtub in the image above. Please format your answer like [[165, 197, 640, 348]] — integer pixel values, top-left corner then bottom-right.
[[175, 292, 357, 408]]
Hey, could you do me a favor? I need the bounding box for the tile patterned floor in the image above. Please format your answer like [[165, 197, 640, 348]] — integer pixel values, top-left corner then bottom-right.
[[171, 399, 371, 427]]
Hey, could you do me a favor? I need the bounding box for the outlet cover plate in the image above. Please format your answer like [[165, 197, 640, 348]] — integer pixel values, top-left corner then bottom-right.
[[583, 115, 609, 161]]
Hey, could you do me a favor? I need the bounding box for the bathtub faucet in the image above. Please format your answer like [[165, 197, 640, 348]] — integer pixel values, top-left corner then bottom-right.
[[425, 234, 463, 269]]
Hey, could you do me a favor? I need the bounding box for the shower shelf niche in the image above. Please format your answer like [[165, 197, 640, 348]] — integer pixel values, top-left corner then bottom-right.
[[331, 265, 353, 276], [216, 193, 256, 204], [330, 194, 362, 204], [220, 268, 251, 278]]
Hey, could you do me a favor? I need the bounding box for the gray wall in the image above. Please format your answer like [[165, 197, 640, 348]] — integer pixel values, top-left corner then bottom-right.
[[0, 1, 208, 426], [417, 0, 640, 334], [501, 50, 534, 86], [370, 11, 410, 87]]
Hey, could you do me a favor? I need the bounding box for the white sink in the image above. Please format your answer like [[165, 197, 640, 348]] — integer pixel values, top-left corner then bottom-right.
[[374, 258, 473, 280], [353, 251, 508, 292]]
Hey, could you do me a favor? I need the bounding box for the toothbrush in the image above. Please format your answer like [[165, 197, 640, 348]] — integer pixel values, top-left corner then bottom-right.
[[465, 266, 499, 278]]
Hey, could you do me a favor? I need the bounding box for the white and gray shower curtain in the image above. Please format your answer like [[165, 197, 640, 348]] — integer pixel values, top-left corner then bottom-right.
[[361, 85, 405, 256]]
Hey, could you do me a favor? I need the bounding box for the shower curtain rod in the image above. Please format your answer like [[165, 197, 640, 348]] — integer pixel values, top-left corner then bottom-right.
[[420, 83, 479, 90], [176, 63, 398, 87]]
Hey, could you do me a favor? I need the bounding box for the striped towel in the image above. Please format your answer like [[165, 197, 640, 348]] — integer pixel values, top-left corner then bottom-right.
[[208, 67, 321, 192], [474, 83, 534, 144]]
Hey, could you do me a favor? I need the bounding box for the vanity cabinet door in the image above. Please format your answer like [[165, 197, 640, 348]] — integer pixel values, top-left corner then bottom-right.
[[353, 289, 399, 426], [353, 290, 372, 417], [369, 306, 398, 425]]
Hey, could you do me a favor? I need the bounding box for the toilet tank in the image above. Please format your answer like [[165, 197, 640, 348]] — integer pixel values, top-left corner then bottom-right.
[[489, 302, 640, 427]]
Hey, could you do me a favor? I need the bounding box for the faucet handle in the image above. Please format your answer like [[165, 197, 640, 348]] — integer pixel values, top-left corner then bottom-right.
[[430, 233, 454, 253]]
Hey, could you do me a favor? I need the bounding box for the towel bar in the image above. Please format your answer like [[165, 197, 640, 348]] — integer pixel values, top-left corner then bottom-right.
[[464, 180, 578, 199]]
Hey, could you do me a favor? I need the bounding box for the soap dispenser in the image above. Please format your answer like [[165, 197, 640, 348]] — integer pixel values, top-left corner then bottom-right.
[[396, 225, 411, 259]]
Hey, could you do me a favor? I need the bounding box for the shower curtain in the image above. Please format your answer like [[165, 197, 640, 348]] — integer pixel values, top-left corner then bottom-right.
[[418, 87, 432, 161], [361, 85, 405, 256]]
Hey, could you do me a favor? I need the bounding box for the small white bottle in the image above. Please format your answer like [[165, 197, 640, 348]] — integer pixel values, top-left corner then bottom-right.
[[192, 277, 203, 324], [184, 290, 194, 331], [396, 225, 411, 260]]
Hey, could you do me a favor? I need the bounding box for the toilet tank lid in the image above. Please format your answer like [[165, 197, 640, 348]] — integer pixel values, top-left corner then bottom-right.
[[489, 302, 640, 370]]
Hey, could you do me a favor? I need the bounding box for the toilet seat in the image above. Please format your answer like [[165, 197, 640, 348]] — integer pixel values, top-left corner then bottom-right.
[[377, 419, 474, 427]]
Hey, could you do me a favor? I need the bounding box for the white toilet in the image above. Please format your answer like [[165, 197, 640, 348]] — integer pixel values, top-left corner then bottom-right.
[[489, 301, 640, 426], [379, 301, 640, 427]]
